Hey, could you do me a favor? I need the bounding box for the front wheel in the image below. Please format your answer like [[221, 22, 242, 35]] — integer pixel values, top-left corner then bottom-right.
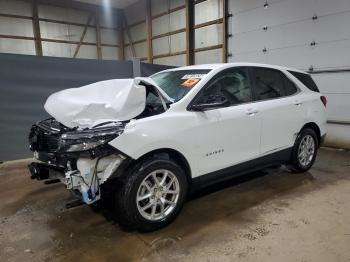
[[115, 157, 188, 232], [288, 128, 318, 173]]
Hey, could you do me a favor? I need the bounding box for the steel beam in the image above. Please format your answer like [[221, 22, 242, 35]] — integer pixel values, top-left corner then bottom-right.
[[185, 0, 195, 65], [32, 0, 43, 56], [146, 0, 153, 63]]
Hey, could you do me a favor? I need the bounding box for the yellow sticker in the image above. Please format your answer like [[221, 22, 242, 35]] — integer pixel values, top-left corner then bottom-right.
[[181, 78, 200, 87]]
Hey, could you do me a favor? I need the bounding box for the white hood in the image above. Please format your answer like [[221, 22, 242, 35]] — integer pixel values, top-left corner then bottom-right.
[[44, 77, 172, 129]]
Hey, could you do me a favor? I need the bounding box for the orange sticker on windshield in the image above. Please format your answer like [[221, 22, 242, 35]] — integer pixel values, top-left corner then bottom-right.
[[181, 78, 200, 87]]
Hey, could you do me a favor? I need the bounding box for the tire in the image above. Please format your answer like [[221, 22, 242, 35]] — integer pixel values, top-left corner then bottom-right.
[[115, 157, 188, 232], [288, 128, 319, 173]]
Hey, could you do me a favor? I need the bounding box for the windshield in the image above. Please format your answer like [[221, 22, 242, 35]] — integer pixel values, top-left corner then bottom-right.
[[150, 69, 211, 102]]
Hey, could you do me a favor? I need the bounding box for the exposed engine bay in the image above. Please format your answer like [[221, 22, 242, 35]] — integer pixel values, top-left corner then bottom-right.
[[28, 77, 171, 204], [28, 118, 129, 204]]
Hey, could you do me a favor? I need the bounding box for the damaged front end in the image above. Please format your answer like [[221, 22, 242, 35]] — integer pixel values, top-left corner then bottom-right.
[[28, 77, 172, 205], [28, 118, 129, 204]]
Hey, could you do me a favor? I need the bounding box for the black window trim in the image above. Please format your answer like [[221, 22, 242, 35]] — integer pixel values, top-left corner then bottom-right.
[[187, 66, 301, 112], [287, 70, 320, 92], [248, 66, 301, 103], [187, 66, 255, 111]]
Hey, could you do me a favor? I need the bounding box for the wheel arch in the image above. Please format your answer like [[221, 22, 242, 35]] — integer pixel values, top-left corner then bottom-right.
[[134, 148, 193, 186], [301, 122, 321, 146]]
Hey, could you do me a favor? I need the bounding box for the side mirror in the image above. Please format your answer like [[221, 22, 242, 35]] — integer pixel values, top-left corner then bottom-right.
[[189, 95, 229, 111]]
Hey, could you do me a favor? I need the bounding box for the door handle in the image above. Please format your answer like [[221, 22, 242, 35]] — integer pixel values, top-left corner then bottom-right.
[[293, 100, 303, 106], [246, 108, 259, 116]]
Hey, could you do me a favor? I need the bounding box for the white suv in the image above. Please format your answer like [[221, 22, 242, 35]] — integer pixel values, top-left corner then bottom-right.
[[28, 63, 327, 231]]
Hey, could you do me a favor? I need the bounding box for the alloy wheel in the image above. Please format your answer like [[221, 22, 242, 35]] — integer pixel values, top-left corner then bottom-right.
[[136, 169, 180, 221], [298, 134, 315, 167]]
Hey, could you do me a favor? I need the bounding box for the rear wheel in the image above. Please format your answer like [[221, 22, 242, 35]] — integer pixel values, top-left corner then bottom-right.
[[115, 157, 188, 232], [288, 128, 318, 173]]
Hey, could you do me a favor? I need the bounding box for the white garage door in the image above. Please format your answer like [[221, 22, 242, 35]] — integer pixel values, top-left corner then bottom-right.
[[227, 0, 350, 148]]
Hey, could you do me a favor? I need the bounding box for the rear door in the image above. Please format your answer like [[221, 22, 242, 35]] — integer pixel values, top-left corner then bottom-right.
[[249, 67, 306, 155]]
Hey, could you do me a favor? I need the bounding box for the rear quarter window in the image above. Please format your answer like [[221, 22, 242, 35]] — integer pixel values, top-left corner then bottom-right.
[[288, 71, 320, 92]]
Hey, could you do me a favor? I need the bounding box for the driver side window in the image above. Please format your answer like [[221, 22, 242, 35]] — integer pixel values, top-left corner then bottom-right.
[[195, 68, 253, 107]]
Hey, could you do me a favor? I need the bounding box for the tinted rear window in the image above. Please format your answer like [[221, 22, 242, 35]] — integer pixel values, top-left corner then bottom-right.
[[288, 71, 319, 92]]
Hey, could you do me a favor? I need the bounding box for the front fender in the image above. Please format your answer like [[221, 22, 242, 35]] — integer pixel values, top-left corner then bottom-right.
[[108, 119, 199, 177]]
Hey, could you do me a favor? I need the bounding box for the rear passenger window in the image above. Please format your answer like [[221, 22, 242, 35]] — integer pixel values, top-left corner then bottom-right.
[[252, 68, 284, 100], [252, 68, 298, 101], [288, 71, 320, 92], [284, 76, 298, 96]]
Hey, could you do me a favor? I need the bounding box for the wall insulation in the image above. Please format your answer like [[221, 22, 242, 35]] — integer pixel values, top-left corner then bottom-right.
[[123, 0, 224, 66], [0, 0, 121, 60]]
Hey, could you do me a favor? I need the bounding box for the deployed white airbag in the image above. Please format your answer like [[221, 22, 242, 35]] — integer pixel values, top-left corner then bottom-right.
[[44, 78, 147, 129]]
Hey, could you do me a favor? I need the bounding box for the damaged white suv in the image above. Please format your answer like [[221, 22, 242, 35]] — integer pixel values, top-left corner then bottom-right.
[[28, 63, 327, 231]]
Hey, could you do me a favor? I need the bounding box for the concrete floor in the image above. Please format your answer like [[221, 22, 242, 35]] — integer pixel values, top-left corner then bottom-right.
[[0, 148, 349, 262]]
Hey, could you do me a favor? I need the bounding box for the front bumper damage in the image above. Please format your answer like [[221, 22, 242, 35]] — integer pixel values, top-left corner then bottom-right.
[[28, 118, 130, 205]]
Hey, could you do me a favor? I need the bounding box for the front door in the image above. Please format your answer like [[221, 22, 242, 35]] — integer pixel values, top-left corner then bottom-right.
[[190, 67, 262, 176]]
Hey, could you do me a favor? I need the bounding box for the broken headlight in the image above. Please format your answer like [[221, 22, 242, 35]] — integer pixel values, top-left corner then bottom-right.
[[58, 126, 123, 152]]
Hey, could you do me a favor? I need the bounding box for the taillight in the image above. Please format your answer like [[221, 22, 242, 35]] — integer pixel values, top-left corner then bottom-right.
[[320, 96, 327, 107]]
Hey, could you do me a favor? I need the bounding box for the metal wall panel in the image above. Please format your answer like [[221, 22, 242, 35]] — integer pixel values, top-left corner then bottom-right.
[[0, 53, 172, 160], [124, 0, 146, 25], [74, 45, 98, 59], [0, 53, 134, 160], [102, 46, 119, 60], [69, 26, 97, 43], [228, 0, 350, 148], [170, 0, 185, 9], [152, 15, 170, 36], [151, 9, 185, 55], [169, 9, 186, 31], [231, 0, 315, 35], [310, 40, 350, 69], [228, 0, 281, 15], [151, 0, 168, 16], [195, 48, 222, 64], [153, 36, 170, 55], [0, 39, 36, 55], [195, 0, 223, 25], [101, 28, 118, 45], [125, 41, 147, 59], [154, 54, 186, 66], [129, 22, 146, 42], [39, 21, 97, 44], [314, 0, 350, 16], [0, 0, 32, 16], [195, 23, 223, 48], [42, 42, 98, 59], [98, 11, 119, 28], [0, 17, 34, 37], [153, 32, 186, 55], [231, 50, 267, 64], [151, 0, 184, 15], [170, 32, 186, 53], [38, 4, 90, 24], [39, 21, 68, 40], [228, 0, 350, 70], [324, 123, 350, 149], [313, 72, 350, 122], [264, 46, 311, 70], [42, 42, 72, 57], [125, 45, 132, 59]]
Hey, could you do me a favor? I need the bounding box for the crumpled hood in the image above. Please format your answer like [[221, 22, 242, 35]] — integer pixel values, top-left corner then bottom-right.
[[44, 77, 172, 129]]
